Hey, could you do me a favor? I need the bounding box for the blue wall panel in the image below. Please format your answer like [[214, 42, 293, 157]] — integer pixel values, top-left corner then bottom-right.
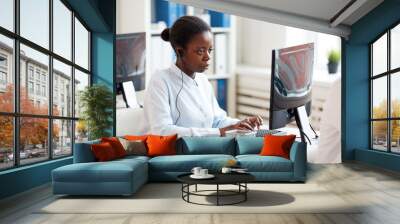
[[92, 32, 115, 136], [355, 148, 400, 172], [343, 44, 370, 160], [0, 158, 72, 199], [343, 0, 400, 170]]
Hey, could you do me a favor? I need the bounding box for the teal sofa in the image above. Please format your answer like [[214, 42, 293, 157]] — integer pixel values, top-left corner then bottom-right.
[[52, 137, 307, 196]]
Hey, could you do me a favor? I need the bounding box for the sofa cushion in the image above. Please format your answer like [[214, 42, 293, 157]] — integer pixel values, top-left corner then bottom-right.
[[74, 140, 100, 163], [236, 137, 263, 155], [53, 157, 148, 183], [236, 155, 293, 172], [178, 137, 236, 155], [114, 155, 150, 164], [148, 154, 235, 172]]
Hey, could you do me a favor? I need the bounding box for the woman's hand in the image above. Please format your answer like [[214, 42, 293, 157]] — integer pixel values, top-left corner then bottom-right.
[[245, 115, 263, 130], [219, 116, 263, 136]]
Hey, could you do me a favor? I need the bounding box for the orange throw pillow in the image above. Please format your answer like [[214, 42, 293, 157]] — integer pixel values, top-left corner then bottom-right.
[[91, 142, 117, 161], [124, 135, 148, 142], [259, 135, 296, 159], [101, 137, 127, 158], [146, 134, 177, 157]]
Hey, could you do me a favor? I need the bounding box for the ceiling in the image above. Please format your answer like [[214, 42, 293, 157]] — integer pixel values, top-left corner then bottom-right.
[[170, 0, 384, 38]]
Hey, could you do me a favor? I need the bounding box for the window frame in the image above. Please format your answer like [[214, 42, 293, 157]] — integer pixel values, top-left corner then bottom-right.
[[0, 0, 92, 171], [370, 21, 400, 154]]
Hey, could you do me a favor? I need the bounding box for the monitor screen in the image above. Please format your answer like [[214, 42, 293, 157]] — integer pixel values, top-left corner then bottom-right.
[[271, 43, 314, 111], [274, 43, 313, 98], [269, 43, 314, 129]]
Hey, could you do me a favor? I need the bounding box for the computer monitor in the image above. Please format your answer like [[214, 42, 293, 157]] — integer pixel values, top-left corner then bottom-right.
[[269, 43, 314, 130]]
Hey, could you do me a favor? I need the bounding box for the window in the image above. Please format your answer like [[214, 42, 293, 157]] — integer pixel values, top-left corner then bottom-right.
[[0, 55, 7, 67], [370, 23, 400, 154], [28, 81, 34, 94], [0, 34, 13, 113], [0, 71, 6, 85], [0, 0, 14, 32], [53, 0, 72, 60], [75, 18, 89, 70], [0, 54, 8, 90], [74, 69, 89, 119], [41, 73, 46, 83], [35, 70, 41, 81], [42, 85, 46, 97], [35, 83, 40, 95], [20, 117, 49, 165], [20, 0, 49, 49], [0, 0, 91, 170], [53, 119, 72, 158], [0, 116, 13, 170], [28, 67, 34, 80], [53, 59, 72, 117]]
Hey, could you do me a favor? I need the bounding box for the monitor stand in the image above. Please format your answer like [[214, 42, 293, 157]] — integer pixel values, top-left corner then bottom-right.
[[294, 105, 316, 144]]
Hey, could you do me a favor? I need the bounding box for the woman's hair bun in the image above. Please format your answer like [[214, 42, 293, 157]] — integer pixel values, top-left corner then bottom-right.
[[161, 28, 170, 42]]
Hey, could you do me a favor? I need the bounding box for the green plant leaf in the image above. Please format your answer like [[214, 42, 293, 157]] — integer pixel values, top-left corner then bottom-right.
[[328, 49, 341, 63], [79, 84, 113, 140]]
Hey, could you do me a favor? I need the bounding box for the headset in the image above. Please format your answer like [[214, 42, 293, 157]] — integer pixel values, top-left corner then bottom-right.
[[174, 49, 185, 125]]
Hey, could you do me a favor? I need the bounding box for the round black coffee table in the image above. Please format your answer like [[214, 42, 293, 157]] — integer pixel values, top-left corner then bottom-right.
[[177, 173, 255, 206]]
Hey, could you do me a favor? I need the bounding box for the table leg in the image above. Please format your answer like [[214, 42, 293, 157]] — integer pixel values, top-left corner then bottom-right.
[[187, 184, 190, 202], [217, 184, 219, 206], [245, 183, 247, 201], [195, 184, 197, 192]]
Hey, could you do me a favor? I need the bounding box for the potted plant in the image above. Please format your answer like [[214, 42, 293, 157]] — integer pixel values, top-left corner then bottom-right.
[[79, 84, 113, 140], [327, 49, 341, 74]]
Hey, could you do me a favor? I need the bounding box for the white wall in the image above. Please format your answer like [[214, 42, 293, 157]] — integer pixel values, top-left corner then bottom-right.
[[236, 17, 287, 68], [236, 17, 341, 73], [285, 26, 341, 72], [117, 0, 147, 33]]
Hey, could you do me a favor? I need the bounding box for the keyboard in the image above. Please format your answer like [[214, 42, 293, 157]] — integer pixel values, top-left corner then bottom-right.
[[255, 129, 282, 137]]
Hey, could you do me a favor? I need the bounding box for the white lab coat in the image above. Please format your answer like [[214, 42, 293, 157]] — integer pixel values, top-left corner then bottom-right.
[[143, 63, 239, 137]]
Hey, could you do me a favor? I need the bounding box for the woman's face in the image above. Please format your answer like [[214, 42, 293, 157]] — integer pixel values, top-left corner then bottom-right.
[[181, 31, 213, 73]]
